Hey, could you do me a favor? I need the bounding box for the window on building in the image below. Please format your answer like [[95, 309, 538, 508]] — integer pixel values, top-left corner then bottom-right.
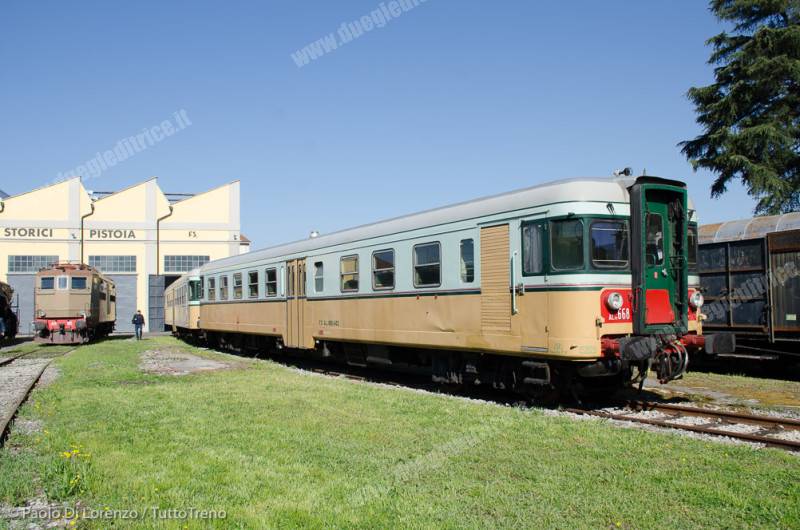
[[372, 250, 395, 290], [646, 213, 664, 266], [522, 224, 544, 275], [590, 220, 629, 269], [314, 262, 324, 293], [233, 273, 243, 299], [460, 239, 474, 282], [163, 255, 210, 273], [208, 277, 216, 301], [71, 277, 87, 290], [340, 255, 359, 292], [88, 256, 136, 273], [40, 277, 54, 290], [248, 271, 259, 298], [550, 219, 584, 271], [414, 242, 441, 287], [8, 256, 58, 273], [220, 276, 229, 300], [265, 268, 277, 297]]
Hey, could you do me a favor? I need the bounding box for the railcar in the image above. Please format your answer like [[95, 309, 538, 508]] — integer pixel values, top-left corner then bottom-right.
[[165, 269, 202, 339], [0, 281, 18, 342], [172, 175, 732, 396], [33, 263, 116, 344], [699, 213, 800, 359]]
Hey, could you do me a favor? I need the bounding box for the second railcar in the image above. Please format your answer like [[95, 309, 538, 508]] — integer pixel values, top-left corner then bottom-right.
[[171, 174, 732, 396], [165, 269, 202, 338], [33, 263, 116, 344]]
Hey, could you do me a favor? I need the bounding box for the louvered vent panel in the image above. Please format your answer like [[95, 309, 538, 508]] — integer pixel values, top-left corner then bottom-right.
[[481, 225, 511, 332]]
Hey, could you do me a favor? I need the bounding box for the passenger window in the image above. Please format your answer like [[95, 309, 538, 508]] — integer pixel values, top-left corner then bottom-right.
[[372, 250, 395, 290], [522, 224, 544, 275], [590, 220, 629, 269], [71, 277, 87, 290], [57, 277, 68, 290], [41, 277, 55, 290], [646, 213, 664, 266], [414, 242, 441, 287], [208, 278, 216, 301], [220, 276, 229, 300], [460, 239, 474, 282], [314, 262, 324, 293], [248, 271, 259, 298], [341, 255, 359, 292], [233, 273, 243, 299], [550, 219, 584, 271], [265, 268, 278, 297]]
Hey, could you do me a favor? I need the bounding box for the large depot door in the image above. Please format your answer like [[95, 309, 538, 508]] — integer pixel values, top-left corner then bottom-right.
[[286, 259, 308, 348]]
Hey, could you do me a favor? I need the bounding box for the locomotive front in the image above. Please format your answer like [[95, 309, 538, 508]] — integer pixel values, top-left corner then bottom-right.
[[598, 177, 733, 384], [33, 263, 98, 344], [0, 282, 16, 341]]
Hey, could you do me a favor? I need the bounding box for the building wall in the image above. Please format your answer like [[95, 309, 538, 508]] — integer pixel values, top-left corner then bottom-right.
[[0, 177, 241, 332]]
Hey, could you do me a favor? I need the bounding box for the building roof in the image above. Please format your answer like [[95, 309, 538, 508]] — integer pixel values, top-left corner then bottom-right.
[[699, 212, 800, 244]]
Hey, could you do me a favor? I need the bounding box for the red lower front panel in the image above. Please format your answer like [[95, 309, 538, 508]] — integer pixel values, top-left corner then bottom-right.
[[34, 319, 87, 344]]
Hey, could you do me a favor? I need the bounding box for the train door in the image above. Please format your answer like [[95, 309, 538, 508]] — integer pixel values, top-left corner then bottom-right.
[[286, 259, 308, 349], [629, 178, 688, 335]]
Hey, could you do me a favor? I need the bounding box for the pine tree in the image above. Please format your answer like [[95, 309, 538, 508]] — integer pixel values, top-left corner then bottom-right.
[[681, 0, 800, 214]]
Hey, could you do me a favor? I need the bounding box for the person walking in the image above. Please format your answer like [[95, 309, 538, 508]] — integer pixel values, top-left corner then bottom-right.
[[132, 310, 145, 340]]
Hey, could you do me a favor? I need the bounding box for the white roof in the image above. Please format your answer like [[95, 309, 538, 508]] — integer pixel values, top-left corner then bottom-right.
[[206, 176, 650, 271]]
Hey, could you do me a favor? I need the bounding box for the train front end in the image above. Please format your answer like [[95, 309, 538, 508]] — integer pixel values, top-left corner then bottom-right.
[[33, 264, 95, 344], [600, 177, 734, 384]]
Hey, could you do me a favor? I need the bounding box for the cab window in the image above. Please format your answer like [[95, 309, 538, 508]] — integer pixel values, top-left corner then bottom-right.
[[41, 277, 55, 290], [590, 220, 629, 269], [550, 219, 584, 271], [522, 224, 544, 275], [688, 224, 698, 273], [71, 277, 87, 290]]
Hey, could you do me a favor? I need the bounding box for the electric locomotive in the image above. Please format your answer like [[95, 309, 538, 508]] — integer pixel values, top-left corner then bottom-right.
[[33, 263, 116, 344], [0, 281, 17, 342], [169, 174, 732, 395]]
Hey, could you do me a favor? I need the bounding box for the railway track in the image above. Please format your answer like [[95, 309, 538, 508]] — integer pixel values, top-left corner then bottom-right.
[[0, 345, 75, 447], [566, 401, 800, 451]]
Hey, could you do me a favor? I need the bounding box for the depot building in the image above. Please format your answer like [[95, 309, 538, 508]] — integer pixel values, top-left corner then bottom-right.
[[0, 178, 247, 333]]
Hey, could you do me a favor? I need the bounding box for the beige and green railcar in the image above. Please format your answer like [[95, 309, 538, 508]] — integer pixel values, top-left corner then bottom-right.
[[165, 270, 202, 336], [169, 175, 733, 394]]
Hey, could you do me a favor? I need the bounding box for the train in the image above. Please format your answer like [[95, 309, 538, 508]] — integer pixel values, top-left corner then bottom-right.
[[0, 281, 18, 342], [33, 263, 117, 344], [166, 174, 733, 396], [699, 212, 800, 359]]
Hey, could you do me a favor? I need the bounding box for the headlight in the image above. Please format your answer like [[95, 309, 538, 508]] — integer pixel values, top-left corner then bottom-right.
[[606, 292, 624, 311], [690, 291, 704, 309]]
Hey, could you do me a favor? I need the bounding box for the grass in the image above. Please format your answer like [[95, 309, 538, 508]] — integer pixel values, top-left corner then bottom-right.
[[0, 336, 798, 529]]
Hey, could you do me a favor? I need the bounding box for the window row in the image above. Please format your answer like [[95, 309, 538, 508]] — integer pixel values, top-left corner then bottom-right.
[[207, 268, 278, 301], [40, 276, 88, 290], [164, 255, 210, 273], [8, 256, 59, 273], [317, 239, 474, 294], [89, 255, 137, 273], [203, 238, 476, 301]]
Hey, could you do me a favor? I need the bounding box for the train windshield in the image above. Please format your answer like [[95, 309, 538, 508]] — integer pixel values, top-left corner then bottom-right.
[[57, 277, 68, 290], [71, 277, 87, 290], [590, 220, 629, 269], [41, 277, 55, 290], [189, 280, 201, 301]]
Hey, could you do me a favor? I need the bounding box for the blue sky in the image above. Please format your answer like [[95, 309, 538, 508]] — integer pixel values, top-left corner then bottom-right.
[[0, 1, 754, 247]]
